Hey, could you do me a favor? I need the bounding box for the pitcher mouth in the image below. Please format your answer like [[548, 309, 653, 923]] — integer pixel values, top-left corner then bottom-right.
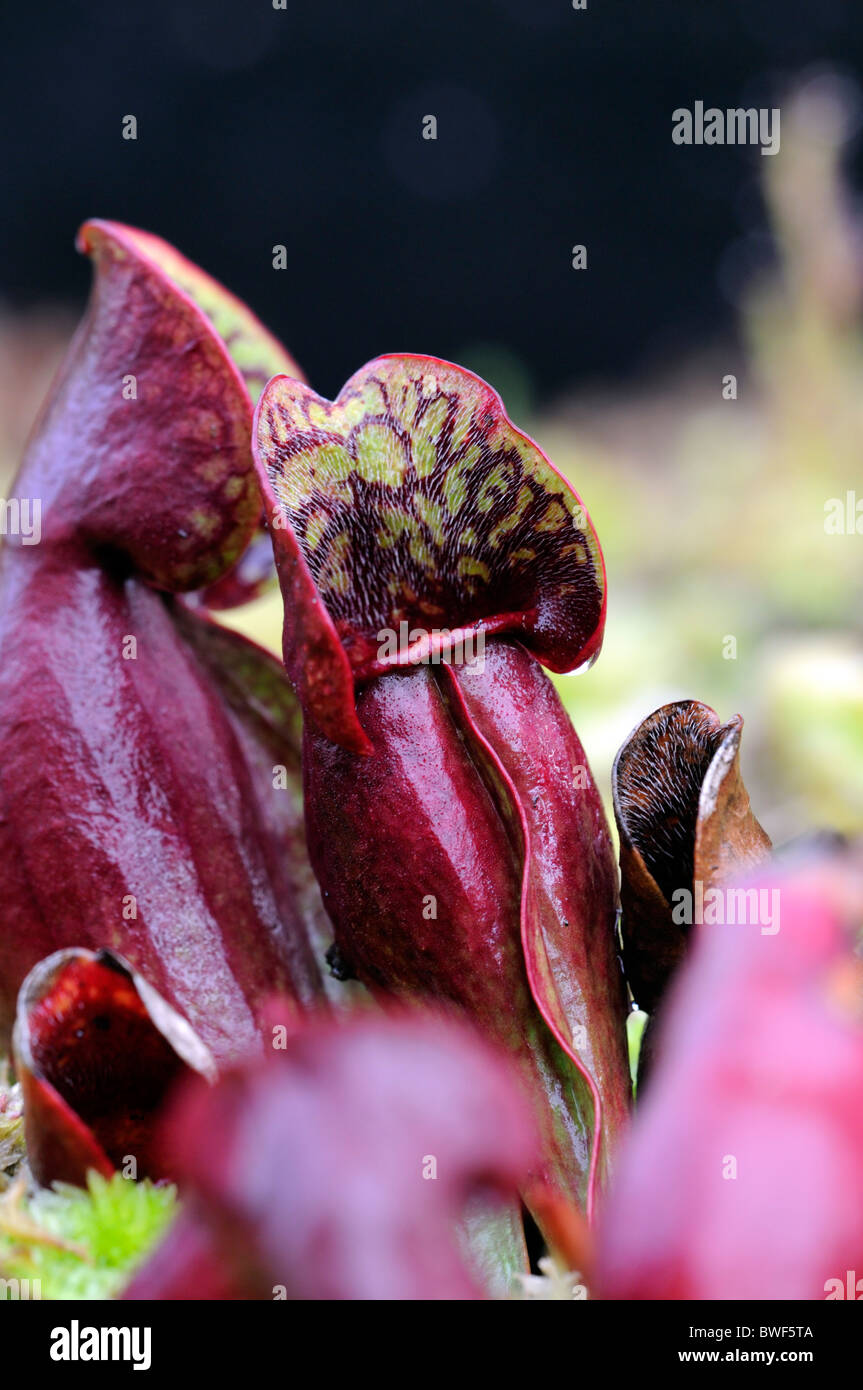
[[348, 613, 526, 682]]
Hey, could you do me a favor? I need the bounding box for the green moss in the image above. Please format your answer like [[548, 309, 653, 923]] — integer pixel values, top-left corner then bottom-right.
[[0, 1171, 177, 1300]]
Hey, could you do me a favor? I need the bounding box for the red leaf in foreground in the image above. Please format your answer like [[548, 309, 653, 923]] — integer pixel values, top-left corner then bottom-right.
[[254, 356, 630, 1225], [124, 1009, 539, 1301], [595, 845, 863, 1300], [0, 221, 325, 1054]]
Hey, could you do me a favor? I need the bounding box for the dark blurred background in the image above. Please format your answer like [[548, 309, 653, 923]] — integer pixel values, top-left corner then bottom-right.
[[1, 0, 861, 400]]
